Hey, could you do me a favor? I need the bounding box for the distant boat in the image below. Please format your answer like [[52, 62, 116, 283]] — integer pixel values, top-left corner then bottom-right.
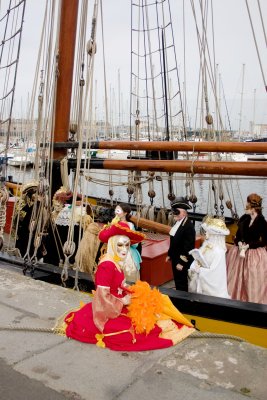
[[245, 138, 267, 160], [220, 153, 248, 162], [95, 149, 130, 160], [7, 154, 33, 168], [247, 154, 267, 161]]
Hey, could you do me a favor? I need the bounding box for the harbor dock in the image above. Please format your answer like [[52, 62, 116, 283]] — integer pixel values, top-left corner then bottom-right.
[[0, 263, 266, 400]]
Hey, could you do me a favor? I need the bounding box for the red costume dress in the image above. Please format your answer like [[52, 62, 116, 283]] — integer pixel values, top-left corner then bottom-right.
[[64, 256, 194, 351]]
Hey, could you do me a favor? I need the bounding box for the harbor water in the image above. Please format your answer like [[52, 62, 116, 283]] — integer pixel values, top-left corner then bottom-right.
[[7, 165, 267, 229]]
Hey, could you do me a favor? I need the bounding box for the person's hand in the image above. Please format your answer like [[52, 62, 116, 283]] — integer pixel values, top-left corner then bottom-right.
[[121, 279, 129, 289], [121, 294, 131, 305], [238, 241, 249, 258], [176, 263, 184, 271], [165, 256, 170, 262]]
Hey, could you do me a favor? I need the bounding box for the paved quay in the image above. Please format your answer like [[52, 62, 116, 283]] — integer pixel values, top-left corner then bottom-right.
[[0, 264, 266, 400]]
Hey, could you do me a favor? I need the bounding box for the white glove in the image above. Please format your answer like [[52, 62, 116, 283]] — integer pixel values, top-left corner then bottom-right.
[[238, 241, 249, 258], [121, 294, 131, 305], [190, 261, 201, 273]]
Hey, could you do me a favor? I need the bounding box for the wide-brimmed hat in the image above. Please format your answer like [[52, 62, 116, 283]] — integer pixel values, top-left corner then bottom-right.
[[201, 216, 229, 236], [21, 181, 38, 195], [98, 221, 146, 244], [171, 196, 192, 211]]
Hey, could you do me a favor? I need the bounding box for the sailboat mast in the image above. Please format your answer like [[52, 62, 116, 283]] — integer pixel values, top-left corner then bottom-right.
[[238, 63, 245, 141], [161, 28, 175, 201], [162, 29, 169, 142], [252, 88, 256, 136], [53, 0, 79, 160]]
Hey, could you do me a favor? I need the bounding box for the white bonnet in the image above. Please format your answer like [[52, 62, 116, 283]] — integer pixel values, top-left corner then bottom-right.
[[201, 216, 230, 236]]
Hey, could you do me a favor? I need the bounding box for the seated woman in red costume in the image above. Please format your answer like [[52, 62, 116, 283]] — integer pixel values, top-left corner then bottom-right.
[[61, 222, 194, 351]]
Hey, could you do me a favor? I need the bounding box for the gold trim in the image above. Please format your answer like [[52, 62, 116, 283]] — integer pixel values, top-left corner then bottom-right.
[[157, 320, 195, 344], [100, 222, 146, 240], [95, 325, 136, 348]]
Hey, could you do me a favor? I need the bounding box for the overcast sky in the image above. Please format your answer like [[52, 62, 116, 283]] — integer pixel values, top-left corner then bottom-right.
[[5, 0, 267, 131]]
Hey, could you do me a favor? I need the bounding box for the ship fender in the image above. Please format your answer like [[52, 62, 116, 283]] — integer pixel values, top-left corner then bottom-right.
[[156, 207, 167, 225], [167, 211, 174, 226], [141, 205, 149, 219], [148, 205, 156, 222]]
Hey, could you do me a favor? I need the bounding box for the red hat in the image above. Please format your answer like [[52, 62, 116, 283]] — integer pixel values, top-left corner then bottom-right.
[[98, 221, 146, 244]]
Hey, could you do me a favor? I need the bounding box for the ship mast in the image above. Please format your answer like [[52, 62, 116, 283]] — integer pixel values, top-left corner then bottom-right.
[[52, 0, 79, 194], [238, 64, 245, 141]]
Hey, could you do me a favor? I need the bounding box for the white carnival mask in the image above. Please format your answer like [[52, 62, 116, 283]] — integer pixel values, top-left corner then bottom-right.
[[115, 235, 130, 260], [115, 206, 124, 217]]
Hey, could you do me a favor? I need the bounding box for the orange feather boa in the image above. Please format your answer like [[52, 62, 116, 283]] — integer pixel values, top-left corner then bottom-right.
[[127, 281, 163, 335]]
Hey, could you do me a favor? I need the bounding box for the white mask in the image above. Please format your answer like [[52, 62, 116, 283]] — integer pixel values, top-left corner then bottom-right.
[[115, 206, 124, 218], [174, 208, 186, 220], [115, 235, 130, 260]]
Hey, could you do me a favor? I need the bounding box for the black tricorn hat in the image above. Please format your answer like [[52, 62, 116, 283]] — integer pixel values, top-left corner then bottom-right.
[[171, 196, 192, 211]]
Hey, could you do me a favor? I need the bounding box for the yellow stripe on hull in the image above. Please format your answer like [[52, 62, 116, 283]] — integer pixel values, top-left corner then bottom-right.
[[184, 314, 267, 348]]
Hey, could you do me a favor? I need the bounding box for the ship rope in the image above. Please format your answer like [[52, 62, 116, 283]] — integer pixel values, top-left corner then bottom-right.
[[21, 0, 57, 268], [0, 0, 257, 290], [0, 0, 27, 242], [84, 172, 152, 187], [187, 0, 244, 217], [0, 0, 48, 258], [0, 0, 26, 169], [224, 177, 242, 220], [60, 0, 96, 287], [5, 0, 61, 263], [5, 0, 58, 263], [127, 171, 135, 203], [19, 0, 68, 273], [20, 180, 50, 276], [129, 0, 185, 208], [0, 323, 246, 344], [56, 0, 105, 289], [190, 0, 225, 132], [245, 0, 267, 91], [0, 186, 9, 249], [76, 0, 245, 224], [175, 0, 222, 212], [99, 0, 115, 206]]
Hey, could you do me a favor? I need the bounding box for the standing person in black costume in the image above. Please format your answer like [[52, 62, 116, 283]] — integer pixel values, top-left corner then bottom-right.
[[166, 197, 196, 291]]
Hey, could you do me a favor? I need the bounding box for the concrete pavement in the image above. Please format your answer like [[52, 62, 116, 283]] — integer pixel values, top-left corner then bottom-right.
[[0, 263, 266, 400]]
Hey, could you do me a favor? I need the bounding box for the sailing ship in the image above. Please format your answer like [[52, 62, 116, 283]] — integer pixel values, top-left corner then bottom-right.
[[0, 0, 266, 348]]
